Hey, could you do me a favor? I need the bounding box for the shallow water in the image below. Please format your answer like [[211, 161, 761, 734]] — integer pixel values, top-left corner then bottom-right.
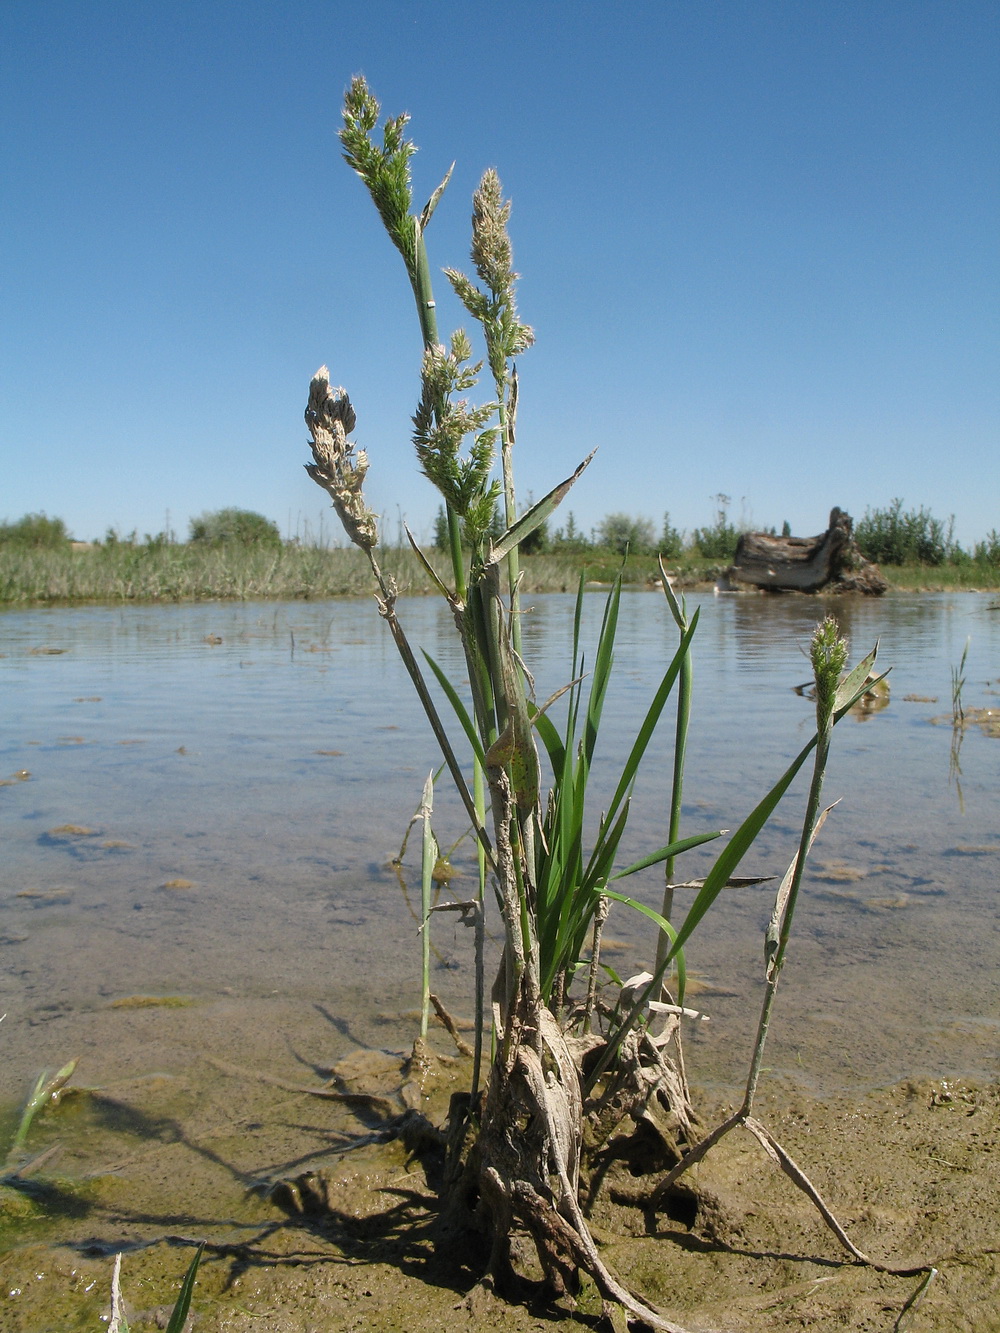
[[1, 591, 998, 1102]]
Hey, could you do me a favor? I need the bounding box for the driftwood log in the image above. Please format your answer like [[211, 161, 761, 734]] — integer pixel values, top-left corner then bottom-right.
[[723, 507, 887, 595]]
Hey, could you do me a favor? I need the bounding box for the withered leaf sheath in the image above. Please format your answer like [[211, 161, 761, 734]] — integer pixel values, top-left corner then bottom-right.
[[304, 367, 378, 552]]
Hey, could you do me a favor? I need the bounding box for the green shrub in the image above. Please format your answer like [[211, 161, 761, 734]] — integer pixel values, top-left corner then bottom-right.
[[431, 505, 450, 551], [691, 494, 740, 560], [974, 529, 1000, 568], [595, 512, 656, 555], [549, 511, 590, 551], [188, 507, 281, 547], [0, 512, 71, 548], [854, 498, 958, 566], [660, 511, 684, 558]]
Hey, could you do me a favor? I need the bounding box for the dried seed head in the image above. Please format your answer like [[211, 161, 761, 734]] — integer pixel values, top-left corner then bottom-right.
[[304, 367, 378, 552]]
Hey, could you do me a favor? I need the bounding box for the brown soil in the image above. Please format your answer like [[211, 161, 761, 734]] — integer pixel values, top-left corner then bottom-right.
[[2, 1043, 999, 1333]]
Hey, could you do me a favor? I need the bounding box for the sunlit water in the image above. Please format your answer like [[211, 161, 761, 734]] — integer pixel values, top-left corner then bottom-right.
[[1, 591, 998, 1100]]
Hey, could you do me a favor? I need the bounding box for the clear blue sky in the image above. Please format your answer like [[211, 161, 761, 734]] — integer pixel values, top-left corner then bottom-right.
[[2, 1, 997, 549]]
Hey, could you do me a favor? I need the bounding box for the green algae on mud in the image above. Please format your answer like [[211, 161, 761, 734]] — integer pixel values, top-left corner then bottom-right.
[[2, 1044, 1000, 1332]]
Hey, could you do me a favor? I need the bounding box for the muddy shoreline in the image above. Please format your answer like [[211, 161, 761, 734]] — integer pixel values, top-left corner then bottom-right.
[[3, 1004, 999, 1332]]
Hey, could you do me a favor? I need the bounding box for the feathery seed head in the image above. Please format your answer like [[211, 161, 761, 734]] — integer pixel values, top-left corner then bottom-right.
[[810, 617, 850, 722], [339, 77, 418, 280], [446, 170, 534, 389], [470, 169, 514, 297]]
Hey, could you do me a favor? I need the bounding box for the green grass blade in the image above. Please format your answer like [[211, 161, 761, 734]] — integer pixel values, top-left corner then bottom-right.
[[564, 574, 586, 750], [164, 1243, 205, 1333], [581, 798, 633, 894], [527, 701, 566, 774], [418, 162, 454, 230], [404, 523, 454, 601], [658, 558, 687, 632], [539, 785, 633, 999], [835, 667, 890, 721], [602, 888, 687, 1001], [582, 575, 622, 767], [611, 828, 723, 880], [422, 649, 487, 767], [9, 1059, 77, 1157], [667, 733, 820, 961], [599, 611, 699, 836], [833, 644, 879, 713]]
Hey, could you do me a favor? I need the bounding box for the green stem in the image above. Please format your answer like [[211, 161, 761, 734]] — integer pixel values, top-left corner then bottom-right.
[[411, 230, 440, 347], [419, 773, 436, 1040], [471, 757, 488, 1103], [741, 713, 832, 1111], [497, 385, 522, 658], [655, 602, 692, 976]]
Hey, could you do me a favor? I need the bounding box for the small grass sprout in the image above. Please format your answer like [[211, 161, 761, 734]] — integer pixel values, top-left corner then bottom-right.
[[951, 635, 970, 725], [5, 1059, 78, 1168]]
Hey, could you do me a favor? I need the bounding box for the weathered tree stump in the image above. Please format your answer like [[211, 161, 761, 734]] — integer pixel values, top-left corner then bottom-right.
[[723, 507, 887, 594]]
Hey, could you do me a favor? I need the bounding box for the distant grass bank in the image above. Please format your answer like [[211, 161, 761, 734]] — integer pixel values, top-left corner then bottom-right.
[[0, 544, 668, 606], [1, 544, 997, 607]]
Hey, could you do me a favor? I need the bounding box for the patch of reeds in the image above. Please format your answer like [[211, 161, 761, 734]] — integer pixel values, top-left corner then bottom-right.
[[5, 537, 997, 605], [882, 560, 1000, 591], [0, 543, 725, 605], [0, 543, 444, 604]]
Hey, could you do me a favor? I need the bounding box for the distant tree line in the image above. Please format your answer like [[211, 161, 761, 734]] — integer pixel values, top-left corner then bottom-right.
[[0, 508, 282, 551], [851, 497, 1000, 568], [3, 502, 998, 568], [430, 496, 1000, 568], [431, 497, 731, 560]]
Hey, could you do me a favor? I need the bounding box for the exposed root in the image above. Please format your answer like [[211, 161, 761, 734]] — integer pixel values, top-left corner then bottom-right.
[[742, 1116, 929, 1277], [647, 1108, 931, 1280], [450, 969, 706, 1332]]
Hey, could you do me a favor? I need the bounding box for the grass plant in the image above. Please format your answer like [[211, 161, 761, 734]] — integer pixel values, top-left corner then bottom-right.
[[0, 542, 699, 605], [0, 541, 448, 604], [2, 1056, 78, 1179], [947, 636, 972, 804], [290, 78, 933, 1328], [951, 636, 970, 725]]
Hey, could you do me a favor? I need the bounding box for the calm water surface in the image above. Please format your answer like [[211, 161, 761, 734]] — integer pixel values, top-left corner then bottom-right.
[[1, 592, 998, 1099]]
